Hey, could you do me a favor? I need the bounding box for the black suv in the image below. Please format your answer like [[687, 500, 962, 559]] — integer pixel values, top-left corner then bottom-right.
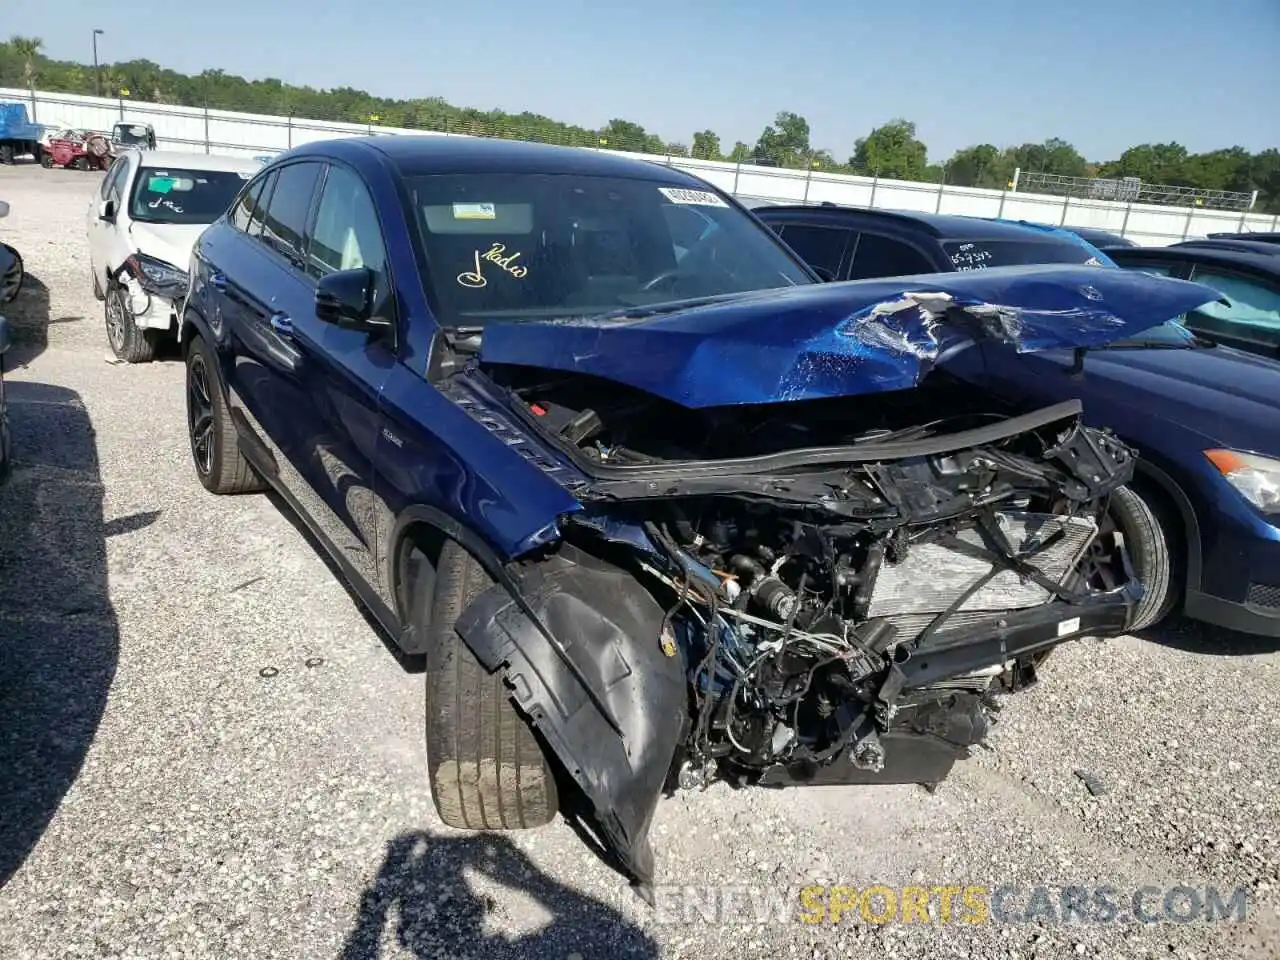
[[751, 205, 1109, 281]]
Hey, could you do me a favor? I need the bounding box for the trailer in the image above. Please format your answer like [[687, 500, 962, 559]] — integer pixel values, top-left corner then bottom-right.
[[0, 102, 47, 165]]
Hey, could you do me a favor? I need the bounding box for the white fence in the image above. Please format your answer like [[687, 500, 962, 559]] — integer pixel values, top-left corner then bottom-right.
[[5, 86, 1278, 247]]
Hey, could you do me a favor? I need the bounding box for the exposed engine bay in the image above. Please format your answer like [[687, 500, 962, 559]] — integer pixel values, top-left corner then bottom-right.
[[488, 367, 1141, 790]]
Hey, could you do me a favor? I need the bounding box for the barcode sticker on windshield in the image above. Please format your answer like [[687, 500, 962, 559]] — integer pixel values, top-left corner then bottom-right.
[[453, 202, 496, 220], [659, 187, 727, 207]]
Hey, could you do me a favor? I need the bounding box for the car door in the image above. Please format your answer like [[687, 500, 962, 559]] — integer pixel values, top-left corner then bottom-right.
[[88, 153, 131, 280], [215, 159, 331, 501], [1180, 265, 1280, 359], [294, 160, 398, 596]]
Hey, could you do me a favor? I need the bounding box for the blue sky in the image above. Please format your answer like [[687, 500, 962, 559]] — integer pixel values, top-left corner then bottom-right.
[[9, 0, 1279, 162]]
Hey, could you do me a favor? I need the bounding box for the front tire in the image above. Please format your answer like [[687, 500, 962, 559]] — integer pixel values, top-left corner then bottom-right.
[[424, 539, 560, 830], [104, 285, 156, 363], [1108, 485, 1177, 631], [184, 334, 264, 495]]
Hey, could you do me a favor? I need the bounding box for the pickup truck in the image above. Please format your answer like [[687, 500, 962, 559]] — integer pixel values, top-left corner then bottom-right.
[[0, 102, 47, 164]]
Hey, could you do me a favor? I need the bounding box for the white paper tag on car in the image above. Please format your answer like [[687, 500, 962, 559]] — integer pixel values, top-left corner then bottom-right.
[[658, 187, 727, 207], [1056, 616, 1081, 637]]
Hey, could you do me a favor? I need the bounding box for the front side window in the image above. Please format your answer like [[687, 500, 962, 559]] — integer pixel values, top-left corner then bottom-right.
[[308, 163, 395, 320], [403, 173, 813, 326], [848, 233, 934, 279], [778, 224, 852, 278], [128, 166, 253, 226], [100, 156, 128, 201]]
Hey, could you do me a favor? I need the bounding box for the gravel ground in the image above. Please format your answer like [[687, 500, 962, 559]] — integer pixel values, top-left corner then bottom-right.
[[1, 160, 1279, 959]]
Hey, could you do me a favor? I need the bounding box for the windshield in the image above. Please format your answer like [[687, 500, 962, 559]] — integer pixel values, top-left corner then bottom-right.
[[943, 239, 1105, 271], [129, 167, 250, 225], [405, 173, 814, 326], [116, 126, 149, 144]]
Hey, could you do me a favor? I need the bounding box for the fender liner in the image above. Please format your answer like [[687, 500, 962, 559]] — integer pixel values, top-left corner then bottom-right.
[[455, 545, 687, 887]]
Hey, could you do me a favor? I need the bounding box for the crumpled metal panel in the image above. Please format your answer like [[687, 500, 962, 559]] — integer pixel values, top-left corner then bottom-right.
[[478, 264, 1220, 408]]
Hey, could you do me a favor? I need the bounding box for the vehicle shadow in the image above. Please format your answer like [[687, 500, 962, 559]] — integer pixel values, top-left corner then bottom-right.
[[0, 380, 119, 889], [2, 273, 83, 368], [259, 488, 422, 672], [340, 830, 659, 959], [1138, 614, 1280, 656]]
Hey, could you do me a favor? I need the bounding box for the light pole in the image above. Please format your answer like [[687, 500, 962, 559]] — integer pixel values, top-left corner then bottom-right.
[[92, 29, 104, 98]]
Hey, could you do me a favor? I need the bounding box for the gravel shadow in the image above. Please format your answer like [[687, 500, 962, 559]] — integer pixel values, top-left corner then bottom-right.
[[340, 831, 659, 959], [2, 272, 84, 367], [0, 380, 119, 888], [1139, 614, 1280, 657]]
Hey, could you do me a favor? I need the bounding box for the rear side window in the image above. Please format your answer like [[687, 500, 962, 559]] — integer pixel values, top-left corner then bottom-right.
[[230, 176, 267, 232], [777, 224, 852, 278], [247, 169, 278, 238], [848, 233, 934, 279], [1187, 268, 1280, 331], [260, 162, 323, 264]]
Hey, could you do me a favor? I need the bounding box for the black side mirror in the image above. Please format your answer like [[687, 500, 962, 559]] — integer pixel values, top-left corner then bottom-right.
[[315, 267, 388, 330], [100, 199, 115, 223]]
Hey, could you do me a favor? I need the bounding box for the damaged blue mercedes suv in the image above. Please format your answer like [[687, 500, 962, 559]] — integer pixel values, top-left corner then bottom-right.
[[181, 137, 1218, 889]]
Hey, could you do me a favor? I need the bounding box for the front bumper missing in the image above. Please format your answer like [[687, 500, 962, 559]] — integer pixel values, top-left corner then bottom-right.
[[454, 530, 1142, 888]]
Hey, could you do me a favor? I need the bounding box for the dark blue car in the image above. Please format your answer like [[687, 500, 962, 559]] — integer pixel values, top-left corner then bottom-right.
[[182, 138, 1217, 885], [755, 203, 1280, 639]]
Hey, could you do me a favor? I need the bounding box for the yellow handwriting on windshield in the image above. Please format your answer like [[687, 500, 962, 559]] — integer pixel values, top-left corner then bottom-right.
[[458, 242, 529, 289], [457, 249, 487, 288], [482, 242, 528, 277]]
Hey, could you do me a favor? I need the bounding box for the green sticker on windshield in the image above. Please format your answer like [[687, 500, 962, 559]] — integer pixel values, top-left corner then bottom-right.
[[147, 176, 175, 194]]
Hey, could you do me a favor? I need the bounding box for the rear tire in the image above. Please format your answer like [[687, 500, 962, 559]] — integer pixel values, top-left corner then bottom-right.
[[424, 539, 560, 830], [184, 334, 265, 495], [1108, 485, 1177, 631]]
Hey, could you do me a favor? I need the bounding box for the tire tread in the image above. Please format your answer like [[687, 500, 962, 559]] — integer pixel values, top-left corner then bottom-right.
[[424, 539, 558, 830]]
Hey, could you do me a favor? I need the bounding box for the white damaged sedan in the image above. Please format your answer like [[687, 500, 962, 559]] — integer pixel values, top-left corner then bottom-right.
[[86, 149, 260, 362]]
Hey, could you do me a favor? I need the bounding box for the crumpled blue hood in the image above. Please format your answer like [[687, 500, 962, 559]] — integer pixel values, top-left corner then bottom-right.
[[478, 264, 1221, 408]]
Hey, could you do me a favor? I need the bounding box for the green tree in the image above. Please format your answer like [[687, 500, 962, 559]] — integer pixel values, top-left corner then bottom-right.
[[597, 118, 664, 154], [1002, 137, 1088, 178], [1097, 142, 1189, 183], [848, 119, 929, 180], [8, 35, 42, 92], [691, 129, 722, 161], [943, 144, 1009, 188], [753, 111, 812, 168]]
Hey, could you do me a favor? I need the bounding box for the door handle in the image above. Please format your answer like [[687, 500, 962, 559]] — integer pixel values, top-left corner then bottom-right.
[[270, 312, 294, 337], [209, 272, 227, 291]]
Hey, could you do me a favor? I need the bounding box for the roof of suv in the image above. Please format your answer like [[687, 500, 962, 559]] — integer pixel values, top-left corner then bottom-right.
[[753, 205, 1077, 242], [288, 135, 702, 183], [1109, 243, 1280, 275]]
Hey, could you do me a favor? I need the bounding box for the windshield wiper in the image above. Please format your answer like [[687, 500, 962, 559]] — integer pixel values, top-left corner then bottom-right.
[[588, 291, 759, 324]]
